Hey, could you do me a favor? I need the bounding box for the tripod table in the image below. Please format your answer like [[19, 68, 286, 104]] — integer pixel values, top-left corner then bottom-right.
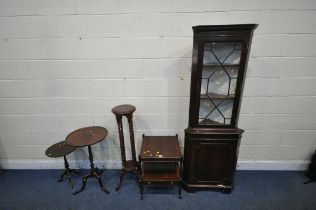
[[65, 126, 110, 195]]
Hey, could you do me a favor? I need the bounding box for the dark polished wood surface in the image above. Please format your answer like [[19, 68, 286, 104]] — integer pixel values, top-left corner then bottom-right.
[[45, 140, 78, 189], [183, 128, 241, 192], [45, 140, 76, 158], [183, 24, 257, 192], [141, 162, 180, 181], [139, 135, 183, 199], [192, 24, 258, 32], [65, 126, 109, 194], [112, 104, 138, 191], [185, 127, 244, 135], [140, 135, 181, 160], [65, 126, 108, 147], [112, 104, 136, 115]]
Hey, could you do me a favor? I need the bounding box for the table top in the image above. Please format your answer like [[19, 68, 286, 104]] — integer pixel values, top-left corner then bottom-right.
[[65, 126, 108, 147], [45, 140, 76, 158], [140, 135, 181, 160], [112, 104, 136, 115]]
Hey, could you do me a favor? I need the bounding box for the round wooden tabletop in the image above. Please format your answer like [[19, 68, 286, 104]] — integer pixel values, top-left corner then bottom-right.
[[45, 140, 76, 158], [65, 126, 108, 147], [112, 104, 136, 115]]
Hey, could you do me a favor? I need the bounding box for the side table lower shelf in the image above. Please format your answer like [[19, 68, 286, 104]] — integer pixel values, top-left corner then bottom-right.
[[141, 162, 180, 182], [139, 161, 182, 199]]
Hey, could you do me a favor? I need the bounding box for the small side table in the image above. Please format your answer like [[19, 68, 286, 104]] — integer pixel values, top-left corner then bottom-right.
[[45, 140, 79, 189], [65, 126, 110, 195], [112, 104, 138, 191], [139, 135, 183, 199]]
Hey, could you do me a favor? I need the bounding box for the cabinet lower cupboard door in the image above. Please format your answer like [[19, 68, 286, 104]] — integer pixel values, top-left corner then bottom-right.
[[191, 141, 235, 183], [183, 133, 241, 191]]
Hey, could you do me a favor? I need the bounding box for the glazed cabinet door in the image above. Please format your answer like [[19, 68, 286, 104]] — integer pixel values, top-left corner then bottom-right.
[[198, 40, 244, 127]]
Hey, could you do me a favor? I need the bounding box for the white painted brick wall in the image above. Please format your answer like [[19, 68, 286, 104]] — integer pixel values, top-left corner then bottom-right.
[[0, 0, 315, 169]]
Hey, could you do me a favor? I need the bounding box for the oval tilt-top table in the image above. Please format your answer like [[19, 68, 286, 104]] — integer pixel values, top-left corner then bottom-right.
[[45, 140, 79, 189], [65, 126, 110, 195]]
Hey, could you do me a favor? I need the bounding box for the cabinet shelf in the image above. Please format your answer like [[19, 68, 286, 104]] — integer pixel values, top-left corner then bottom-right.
[[199, 119, 222, 125], [203, 64, 239, 67], [141, 162, 180, 181], [201, 93, 235, 99]]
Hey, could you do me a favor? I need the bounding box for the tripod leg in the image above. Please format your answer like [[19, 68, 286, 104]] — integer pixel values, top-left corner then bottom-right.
[[97, 176, 110, 194], [57, 170, 66, 182], [73, 175, 89, 195], [66, 170, 73, 190], [116, 168, 126, 191]]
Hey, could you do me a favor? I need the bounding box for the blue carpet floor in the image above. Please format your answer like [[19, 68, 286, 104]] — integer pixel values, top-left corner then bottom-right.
[[0, 170, 315, 210]]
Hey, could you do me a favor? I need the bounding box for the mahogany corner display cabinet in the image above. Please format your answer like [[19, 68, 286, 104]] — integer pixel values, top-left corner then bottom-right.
[[182, 24, 258, 193]]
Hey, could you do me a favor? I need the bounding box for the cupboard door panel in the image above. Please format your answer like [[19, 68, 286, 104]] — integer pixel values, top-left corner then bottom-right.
[[192, 142, 234, 182]]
